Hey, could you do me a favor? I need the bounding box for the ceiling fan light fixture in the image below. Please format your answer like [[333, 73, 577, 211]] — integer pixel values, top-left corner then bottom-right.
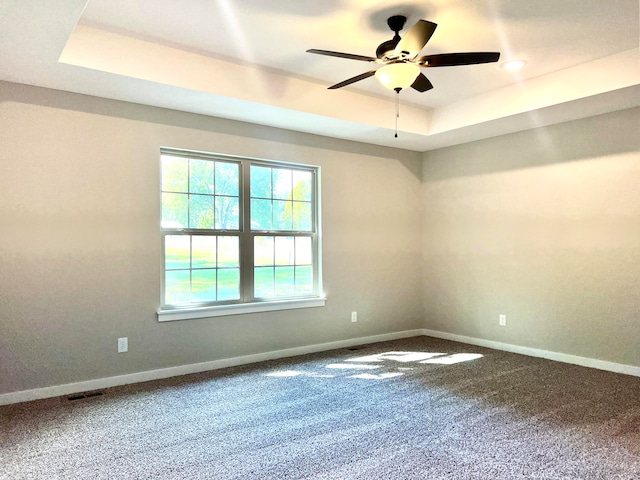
[[375, 63, 420, 91]]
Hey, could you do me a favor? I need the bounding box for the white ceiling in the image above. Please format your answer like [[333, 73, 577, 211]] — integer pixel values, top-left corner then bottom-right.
[[1, 0, 638, 151]]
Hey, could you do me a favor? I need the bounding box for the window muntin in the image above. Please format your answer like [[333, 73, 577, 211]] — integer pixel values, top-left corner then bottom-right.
[[161, 155, 240, 230], [160, 150, 320, 311], [250, 165, 313, 232], [253, 235, 314, 298], [164, 234, 241, 305]]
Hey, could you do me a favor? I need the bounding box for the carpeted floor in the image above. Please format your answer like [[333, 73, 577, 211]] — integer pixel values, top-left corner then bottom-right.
[[1, 336, 639, 479]]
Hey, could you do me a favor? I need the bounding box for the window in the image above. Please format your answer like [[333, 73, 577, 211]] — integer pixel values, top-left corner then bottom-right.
[[158, 149, 323, 320]]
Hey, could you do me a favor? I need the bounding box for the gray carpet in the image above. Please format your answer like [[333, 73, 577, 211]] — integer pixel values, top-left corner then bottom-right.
[[1, 336, 639, 479]]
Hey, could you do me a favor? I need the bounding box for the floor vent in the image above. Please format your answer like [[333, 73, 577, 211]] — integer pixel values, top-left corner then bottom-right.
[[68, 391, 104, 401]]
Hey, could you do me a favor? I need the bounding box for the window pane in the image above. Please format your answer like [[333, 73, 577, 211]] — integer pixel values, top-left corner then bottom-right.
[[295, 237, 312, 265], [165, 270, 191, 305], [161, 152, 319, 308], [275, 266, 295, 296], [162, 193, 188, 228], [273, 168, 292, 200], [254, 267, 274, 297], [215, 162, 239, 196], [250, 165, 272, 198], [215, 196, 239, 230], [192, 236, 216, 268], [218, 236, 239, 267], [273, 200, 292, 230], [295, 266, 313, 294], [275, 236, 294, 266], [217, 268, 240, 301], [165, 235, 190, 270], [161, 155, 188, 192], [189, 195, 215, 229], [190, 159, 214, 194], [254, 236, 274, 266], [292, 170, 312, 201], [293, 202, 312, 231], [191, 269, 216, 303], [251, 199, 272, 230]]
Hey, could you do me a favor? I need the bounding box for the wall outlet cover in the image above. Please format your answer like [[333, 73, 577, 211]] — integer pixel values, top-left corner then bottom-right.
[[118, 337, 128, 353]]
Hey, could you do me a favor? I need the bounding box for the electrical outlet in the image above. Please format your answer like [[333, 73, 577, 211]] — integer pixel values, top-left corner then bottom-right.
[[499, 314, 507, 327], [117, 337, 128, 353], [351, 311, 358, 323]]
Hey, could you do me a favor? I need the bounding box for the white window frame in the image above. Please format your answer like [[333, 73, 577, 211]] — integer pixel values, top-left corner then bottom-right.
[[157, 149, 324, 321]]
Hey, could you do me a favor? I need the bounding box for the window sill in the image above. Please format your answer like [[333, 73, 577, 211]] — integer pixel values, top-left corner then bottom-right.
[[157, 297, 326, 322]]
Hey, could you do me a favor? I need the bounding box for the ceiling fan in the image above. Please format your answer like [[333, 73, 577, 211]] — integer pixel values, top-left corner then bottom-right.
[[307, 15, 500, 93]]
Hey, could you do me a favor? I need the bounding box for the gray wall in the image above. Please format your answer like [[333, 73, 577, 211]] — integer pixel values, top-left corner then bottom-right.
[[421, 107, 640, 367], [2, 81, 637, 397], [0, 82, 424, 395]]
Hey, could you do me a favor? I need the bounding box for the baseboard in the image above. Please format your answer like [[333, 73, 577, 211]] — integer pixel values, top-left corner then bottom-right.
[[5, 328, 635, 406], [0, 329, 423, 406], [421, 328, 640, 378]]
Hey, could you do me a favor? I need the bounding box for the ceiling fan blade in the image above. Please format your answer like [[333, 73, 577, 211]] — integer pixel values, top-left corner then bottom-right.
[[411, 73, 433, 92], [418, 52, 500, 67], [306, 49, 377, 62], [328, 70, 376, 89], [394, 20, 437, 59]]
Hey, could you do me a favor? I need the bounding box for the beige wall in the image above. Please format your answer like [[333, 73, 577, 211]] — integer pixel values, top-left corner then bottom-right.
[[422, 107, 640, 367], [2, 81, 637, 397], [0, 82, 423, 395]]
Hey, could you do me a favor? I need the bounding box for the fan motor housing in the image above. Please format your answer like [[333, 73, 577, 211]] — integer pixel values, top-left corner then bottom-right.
[[376, 38, 400, 59], [376, 15, 406, 59]]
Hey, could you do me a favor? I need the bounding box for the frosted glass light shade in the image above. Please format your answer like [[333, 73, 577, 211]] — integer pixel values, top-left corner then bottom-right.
[[375, 63, 420, 90]]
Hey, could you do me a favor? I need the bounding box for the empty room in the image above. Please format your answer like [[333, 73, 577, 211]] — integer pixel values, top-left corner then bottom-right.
[[1, 1, 638, 478]]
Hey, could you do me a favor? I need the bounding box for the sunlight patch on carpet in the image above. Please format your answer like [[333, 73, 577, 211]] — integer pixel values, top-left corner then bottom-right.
[[349, 372, 405, 380], [325, 363, 381, 370], [347, 351, 448, 363], [421, 353, 484, 364], [264, 351, 484, 381]]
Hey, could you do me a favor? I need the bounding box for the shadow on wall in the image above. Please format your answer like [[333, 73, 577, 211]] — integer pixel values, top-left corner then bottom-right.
[[0, 81, 421, 166], [423, 106, 640, 181]]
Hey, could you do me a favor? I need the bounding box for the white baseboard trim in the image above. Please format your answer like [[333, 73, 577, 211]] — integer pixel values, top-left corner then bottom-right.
[[421, 329, 640, 378], [0, 329, 423, 406]]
